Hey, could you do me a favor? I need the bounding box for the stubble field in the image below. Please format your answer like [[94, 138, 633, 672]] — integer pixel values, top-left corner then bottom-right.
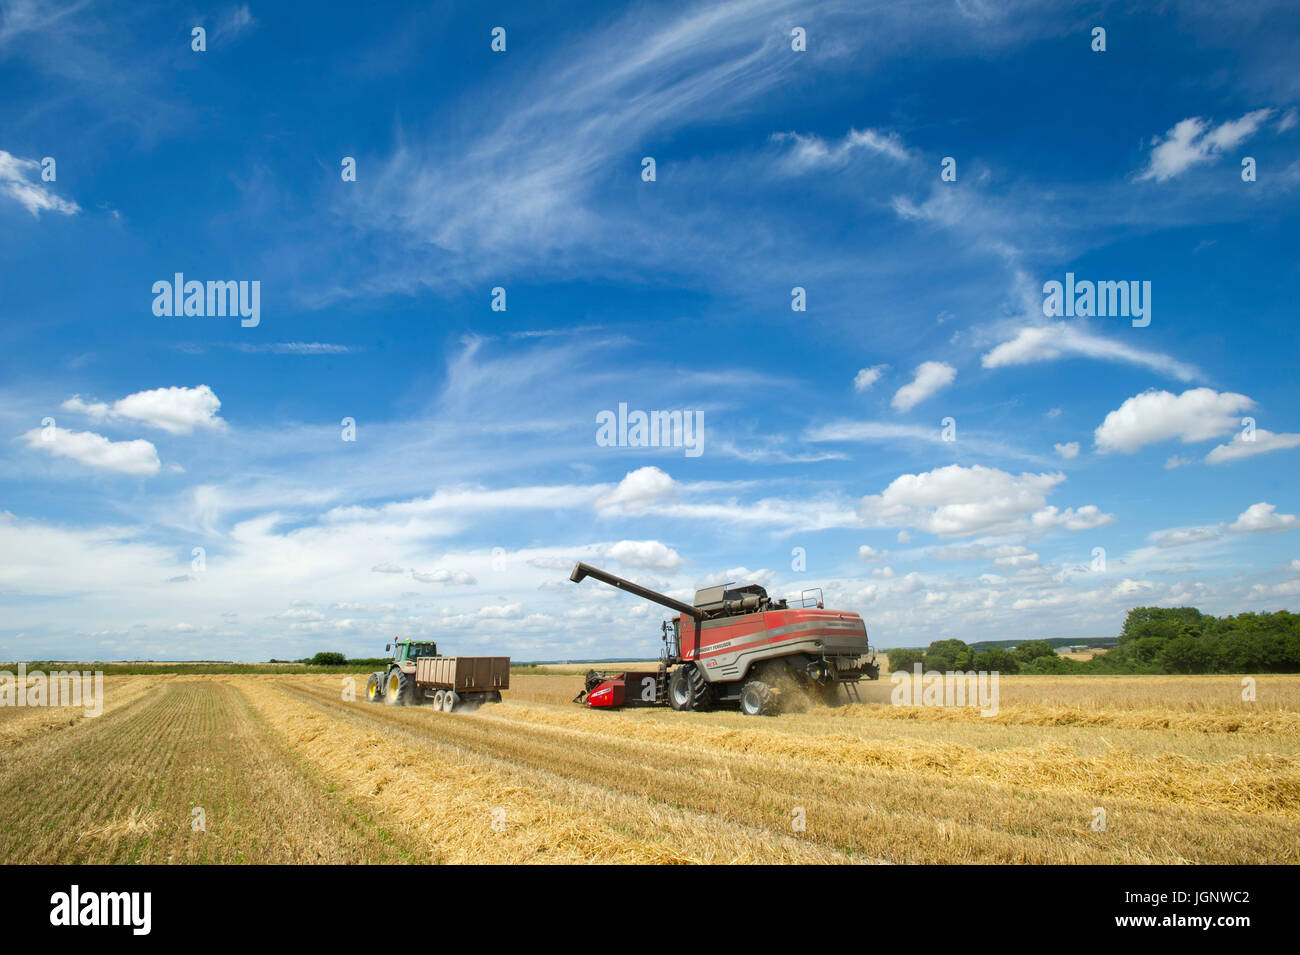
[[1, 670, 1296, 864]]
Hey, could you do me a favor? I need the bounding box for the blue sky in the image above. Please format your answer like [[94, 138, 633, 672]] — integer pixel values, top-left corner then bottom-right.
[[2, 0, 1299, 661]]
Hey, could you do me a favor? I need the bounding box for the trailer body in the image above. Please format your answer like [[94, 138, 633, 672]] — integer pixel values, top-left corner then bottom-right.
[[414, 656, 510, 695]]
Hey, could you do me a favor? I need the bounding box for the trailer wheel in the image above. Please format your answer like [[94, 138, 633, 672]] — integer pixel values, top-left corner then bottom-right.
[[365, 672, 385, 703], [432, 689, 445, 710], [442, 691, 460, 713], [740, 680, 777, 716], [385, 668, 414, 706]]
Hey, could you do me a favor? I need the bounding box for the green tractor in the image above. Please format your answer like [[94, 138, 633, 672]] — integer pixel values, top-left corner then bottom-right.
[[365, 639, 437, 706]]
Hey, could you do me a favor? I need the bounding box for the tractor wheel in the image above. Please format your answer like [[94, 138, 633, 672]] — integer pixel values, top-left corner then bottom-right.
[[364, 672, 385, 703], [442, 691, 460, 713], [385, 668, 414, 706], [739, 680, 777, 716], [432, 689, 445, 710]]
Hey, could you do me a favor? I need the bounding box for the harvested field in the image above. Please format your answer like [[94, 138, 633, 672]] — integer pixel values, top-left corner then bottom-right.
[[1, 671, 1296, 864]]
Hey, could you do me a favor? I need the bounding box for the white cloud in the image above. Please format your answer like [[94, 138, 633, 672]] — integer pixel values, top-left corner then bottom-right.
[[774, 127, 909, 173], [595, 466, 675, 513], [0, 150, 80, 217], [981, 324, 1200, 382], [856, 545, 887, 562], [604, 539, 684, 571], [858, 464, 1110, 538], [891, 361, 956, 412], [1137, 109, 1273, 182], [1113, 578, 1155, 598], [1229, 502, 1297, 534], [1205, 428, 1300, 464], [853, 364, 888, 392], [1150, 525, 1222, 549], [63, 385, 226, 435], [412, 568, 477, 585], [1054, 441, 1079, 459], [21, 427, 160, 475], [1094, 388, 1254, 454]]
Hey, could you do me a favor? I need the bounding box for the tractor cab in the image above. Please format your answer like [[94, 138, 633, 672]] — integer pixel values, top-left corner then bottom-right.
[[385, 639, 438, 663]]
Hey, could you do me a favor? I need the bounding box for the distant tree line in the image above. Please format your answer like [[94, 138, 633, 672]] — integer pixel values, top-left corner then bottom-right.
[[886, 606, 1300, 675]]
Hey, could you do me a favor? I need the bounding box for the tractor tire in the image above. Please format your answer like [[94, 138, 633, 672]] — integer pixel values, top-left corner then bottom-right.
[[739, 680, 777, 716], [364, 672, 385, 703], [669, 664, 712, 712], [384, 668, 414, 706], [442, 691, 460, 713]]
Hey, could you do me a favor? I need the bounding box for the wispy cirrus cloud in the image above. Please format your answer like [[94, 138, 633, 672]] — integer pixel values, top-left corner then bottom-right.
[[980, 323, 1202, 382], [1136, 109, 1275, 182], [0, 149, 79, 217]]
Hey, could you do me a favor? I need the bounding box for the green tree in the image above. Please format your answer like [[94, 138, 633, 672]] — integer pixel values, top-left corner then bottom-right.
[[1013, 640, 1056, 664], [886, 648, 924, 674], [974, 646, 1020, 674], [926, 638, 974, 670], [310, 651, 346, 666]]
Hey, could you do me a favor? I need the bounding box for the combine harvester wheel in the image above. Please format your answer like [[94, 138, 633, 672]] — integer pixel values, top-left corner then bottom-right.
[[739, 680, 778, 716]]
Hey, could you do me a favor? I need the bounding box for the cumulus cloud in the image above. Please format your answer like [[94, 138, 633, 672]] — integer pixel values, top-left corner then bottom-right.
[[1229, 502, 1297, 534], [62, 385, 226, 435], [595, 466, 675, 512], [856, 545, 887, 562], [1205, 428, 1300, 464], [981, 324, 1199, 382], [891, 361, 955, 412], [1054, 441, 1079, 459], [1094, 388, 1254, 454], [1137, 109, 1273, 182], [604, 539, 684, 571], [21, 427, 160, 475], [0, 150, 80, 217], [858, 464, 1111, 538], [853, 364, 888, 392], [412, 568, 477, 585], [1149, 502, 1299, 547]]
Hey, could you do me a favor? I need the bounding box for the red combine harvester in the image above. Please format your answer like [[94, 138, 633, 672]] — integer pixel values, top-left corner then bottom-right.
[[569, 562, 879, 715]]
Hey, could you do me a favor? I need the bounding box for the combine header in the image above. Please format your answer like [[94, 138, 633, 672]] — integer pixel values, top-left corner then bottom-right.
[[569, 562, 878, 715]]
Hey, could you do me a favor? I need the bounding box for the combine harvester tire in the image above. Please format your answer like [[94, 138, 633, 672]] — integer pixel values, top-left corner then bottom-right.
[[739, 680, 778, 716]]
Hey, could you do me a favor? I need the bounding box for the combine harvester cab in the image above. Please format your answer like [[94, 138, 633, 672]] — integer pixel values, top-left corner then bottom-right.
[[365, 639, 509, 712], [569, 562, 878, 716]]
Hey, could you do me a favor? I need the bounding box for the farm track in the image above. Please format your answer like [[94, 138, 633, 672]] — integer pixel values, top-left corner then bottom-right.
[[269, 677, 1300, 864], [0, 680, 414, 863]]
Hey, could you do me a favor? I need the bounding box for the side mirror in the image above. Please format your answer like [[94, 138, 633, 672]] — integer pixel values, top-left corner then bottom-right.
[[385, 644, 391, 652]]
